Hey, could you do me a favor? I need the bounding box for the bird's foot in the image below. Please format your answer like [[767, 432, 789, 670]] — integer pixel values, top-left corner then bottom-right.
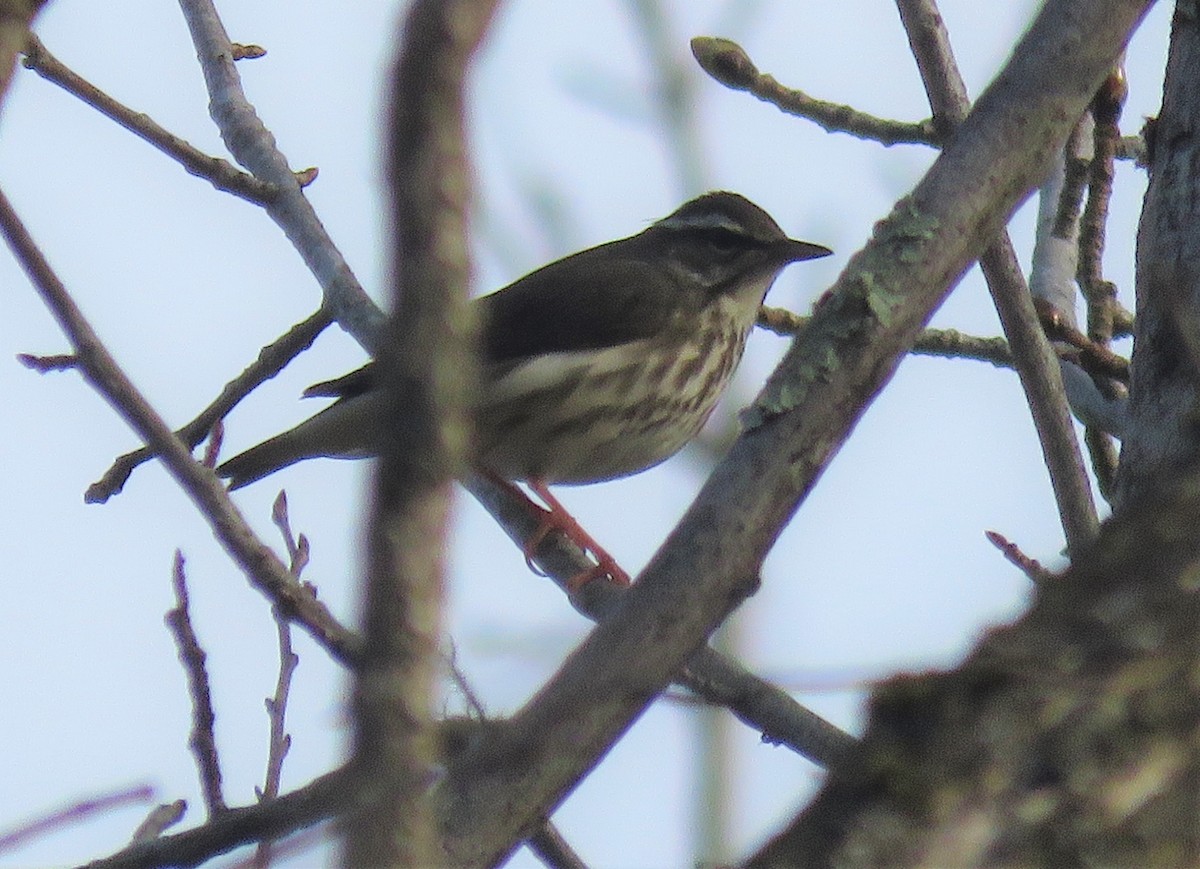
[[525, 481, 631, 589]]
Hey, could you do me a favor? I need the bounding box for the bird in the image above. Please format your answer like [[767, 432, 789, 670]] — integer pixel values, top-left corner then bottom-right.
[[217, 191, 831, 583]]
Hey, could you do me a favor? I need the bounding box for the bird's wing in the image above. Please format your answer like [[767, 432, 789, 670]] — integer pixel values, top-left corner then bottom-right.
[[302, 364, 375, 399], [297, 249, 686, 394], [478, 247, 687, 365]]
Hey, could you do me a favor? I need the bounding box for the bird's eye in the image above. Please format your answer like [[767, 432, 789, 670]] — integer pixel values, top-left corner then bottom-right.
[[700, 228, 744, 256]]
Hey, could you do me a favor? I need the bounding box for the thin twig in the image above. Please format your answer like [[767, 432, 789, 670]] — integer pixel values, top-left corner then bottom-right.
[[1112, 301, 1135, 336], [0, 184, 362, 666], [1034, 298, 1131, 382], [259, 615, 297, 804], [200, 420, 224, 469], [442, 651, 588, 869], [1079, 66, 1126, 345], [1084, 426, 1120, 500], [252, 623, 297, 869], [984, 530, 1058, 585], [1114, 132, 1147, 164], [444, 644, 487, 718], [86, 310, 331, 503], [271, 491, 308, 573], [0, 785, 155, 853], [1052, 120, 1091, 241], [166, 552, 226, 818], [690, 36, 940, 146], [527, 825, 590, 869], [129, 801, 187, 844], [16, 351, 78, 371], [759, 305, 1015, 368], [22, 35, 274, 204], [252, 494, 305, 869]]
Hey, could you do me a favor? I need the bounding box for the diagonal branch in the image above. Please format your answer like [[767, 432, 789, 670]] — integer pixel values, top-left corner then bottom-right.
[[80, 768, 351, 869], [465, 472, 858, 771], [176, 0, 382, 348], [0, 185, 362, 666], [22, 35, 275, 204], [86, 310, 331, 503], [435, 2, 1153, 863], [896, 0, 1099, 555]]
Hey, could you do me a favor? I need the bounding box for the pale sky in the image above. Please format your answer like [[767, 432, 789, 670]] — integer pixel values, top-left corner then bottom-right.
[[0, 2, 1171, 866]]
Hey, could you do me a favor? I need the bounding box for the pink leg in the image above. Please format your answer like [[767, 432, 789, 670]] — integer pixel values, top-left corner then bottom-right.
[[526, 480, 631, 589]]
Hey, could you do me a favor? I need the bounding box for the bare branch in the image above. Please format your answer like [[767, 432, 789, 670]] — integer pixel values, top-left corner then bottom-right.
[[0, 185, 362, 665], [251, 494, 305, 868], [526, 825, 589, 869], [129, 801, 187, 845], [88, 310, 331, 503], [82, 769, 351, 869], [176, 0, 382, 348], [0, 785, 155, 854], [342, 0, 499, 865], [465, 472, 857, 770], [1034, 298, 1131, 382], [17, 351, 78, 371], [1115, 132, 1147, 164], [259, 615, 297, 806], [691, 36, 940, 147], [22, 35, 274, 203], [759, 306, 1015, 369], [166, 552, 226, 818], [897, 0, 1099, 556], [984, 529, 1058, 584], [1077, 65, 1128, 494], [1079, 66, 1127, 345]]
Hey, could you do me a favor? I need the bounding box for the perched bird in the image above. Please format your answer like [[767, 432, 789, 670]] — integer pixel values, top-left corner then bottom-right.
[[217, 191, 830, 580]]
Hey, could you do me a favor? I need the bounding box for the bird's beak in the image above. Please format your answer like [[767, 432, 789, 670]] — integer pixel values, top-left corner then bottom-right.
[[780, 238, 833, 263]]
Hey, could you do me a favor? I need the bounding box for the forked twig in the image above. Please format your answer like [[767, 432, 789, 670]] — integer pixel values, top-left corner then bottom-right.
[[87, 310, 331, 503], [22, 35, 274, 204]]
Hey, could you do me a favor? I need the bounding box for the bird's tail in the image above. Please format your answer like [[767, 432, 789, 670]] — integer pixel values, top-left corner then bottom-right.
[[216, 395, 378, 490], [216, 430, 308, 490]]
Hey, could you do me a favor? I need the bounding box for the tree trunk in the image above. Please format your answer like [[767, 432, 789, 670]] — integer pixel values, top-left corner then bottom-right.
[[1117, 0, 1200, 510]]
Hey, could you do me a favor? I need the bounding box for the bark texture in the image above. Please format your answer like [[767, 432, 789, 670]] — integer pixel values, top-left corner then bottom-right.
[[1117, 0, 1200, 509]]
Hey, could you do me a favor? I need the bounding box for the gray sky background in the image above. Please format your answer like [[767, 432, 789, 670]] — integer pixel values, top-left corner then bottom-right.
[[0, 2, 1172, 866]]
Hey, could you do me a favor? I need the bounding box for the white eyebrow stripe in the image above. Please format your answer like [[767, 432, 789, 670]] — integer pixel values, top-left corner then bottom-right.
[[659, 213, 745, 233]]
